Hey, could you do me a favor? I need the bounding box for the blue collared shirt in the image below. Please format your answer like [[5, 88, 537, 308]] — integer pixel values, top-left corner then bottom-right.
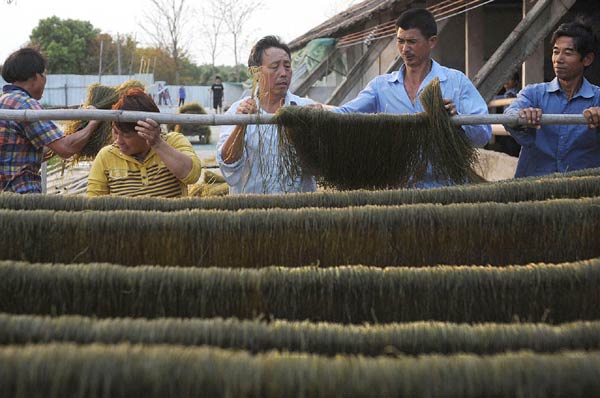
[[217, 92, 317, 195], [334, 60, 491, 188], [503, 78, 600, 178]]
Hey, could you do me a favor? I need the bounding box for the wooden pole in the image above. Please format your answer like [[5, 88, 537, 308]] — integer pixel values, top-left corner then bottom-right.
[[0, 109, 590, 126]]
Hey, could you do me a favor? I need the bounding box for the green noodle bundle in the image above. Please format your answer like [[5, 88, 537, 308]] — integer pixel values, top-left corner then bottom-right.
[[63, 80, 147, 159], [0, 343, 598, 397], [174, 102, 211, 143], [1, 259, 599, 323], [63, 83, 118, 160], [276, 78, 479, 190], [0, 198, 598, 267], [2, 172, 599, 212], [2, 313, 600, 357]]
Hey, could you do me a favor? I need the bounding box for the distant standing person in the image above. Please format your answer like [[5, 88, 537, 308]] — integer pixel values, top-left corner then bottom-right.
[[211, 76, 224, 114], [0, 48, 100, 193], [178, 85, 186, 106], [503, 19, 600, 177]]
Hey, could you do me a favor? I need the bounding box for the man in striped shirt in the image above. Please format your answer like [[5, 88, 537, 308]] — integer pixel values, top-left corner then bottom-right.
[[86, 89, 201, 198], [0, 48, 100, 193]]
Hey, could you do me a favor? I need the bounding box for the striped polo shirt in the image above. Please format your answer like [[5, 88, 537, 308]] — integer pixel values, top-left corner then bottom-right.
[[87, 132, 201, 198]]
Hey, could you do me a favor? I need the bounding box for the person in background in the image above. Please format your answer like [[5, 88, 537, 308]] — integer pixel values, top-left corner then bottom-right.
[[210, 76, 224, 114], [332, 8, 491, 188], [493, 71, 522, 157], [178, 85, 186, 106], [216, 35, 316, 194], [503, 19, 600, 177], [0, 47, 100, 194], [87, 89, 201, 197], [503, 72, 521, 99]]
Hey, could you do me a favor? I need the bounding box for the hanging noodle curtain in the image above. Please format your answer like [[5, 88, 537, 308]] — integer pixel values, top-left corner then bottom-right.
[[274, 78, 480, 190]]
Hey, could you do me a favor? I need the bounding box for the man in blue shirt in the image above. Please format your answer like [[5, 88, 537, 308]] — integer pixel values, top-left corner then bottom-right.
[[334, 8, 491, 188], [503, 20, 600, 178]]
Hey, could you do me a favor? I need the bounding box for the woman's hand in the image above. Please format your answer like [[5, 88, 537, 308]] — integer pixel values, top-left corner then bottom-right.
[[135, 118, 163, 147]]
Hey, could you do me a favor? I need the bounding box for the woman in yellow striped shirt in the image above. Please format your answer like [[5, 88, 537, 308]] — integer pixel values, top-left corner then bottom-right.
[[87, 89, 201, 198]]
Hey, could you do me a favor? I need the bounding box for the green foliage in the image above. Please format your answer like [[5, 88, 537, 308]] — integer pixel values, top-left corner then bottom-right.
[[29, 16, 99, 74]]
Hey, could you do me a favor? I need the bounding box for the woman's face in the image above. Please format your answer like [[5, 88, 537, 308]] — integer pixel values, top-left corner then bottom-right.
[[112, 125, 150, 157]]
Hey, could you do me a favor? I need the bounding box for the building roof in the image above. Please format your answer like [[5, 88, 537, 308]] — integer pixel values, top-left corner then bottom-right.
[[288, 0, 417, 51]]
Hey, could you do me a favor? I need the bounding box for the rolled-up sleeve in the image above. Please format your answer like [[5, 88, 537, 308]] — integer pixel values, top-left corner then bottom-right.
[[216, 101, 248, 186], [456, 75, 492, 147], [334, 78, 379, 114], [503, 87, 537, 147]]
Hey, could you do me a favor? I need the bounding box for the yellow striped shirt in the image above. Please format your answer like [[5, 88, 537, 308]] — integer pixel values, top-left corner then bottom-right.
[[86, 132, 201, 198]]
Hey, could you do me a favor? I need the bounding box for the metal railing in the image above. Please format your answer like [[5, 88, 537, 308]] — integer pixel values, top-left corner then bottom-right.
[[0, 109, 591, 126]]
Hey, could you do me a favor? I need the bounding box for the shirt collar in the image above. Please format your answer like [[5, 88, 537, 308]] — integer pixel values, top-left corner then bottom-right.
[[547, 77, 595, 99], [387, 59, 447, 84], [2, 84, 33, 98], [257, 91, 293, 112]]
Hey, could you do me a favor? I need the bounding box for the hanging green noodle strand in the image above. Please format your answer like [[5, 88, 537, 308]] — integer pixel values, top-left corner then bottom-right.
[[2, 313, 600, 357], [1, 173, 599, 211], [0, 343, 599, 397], [275, 78, 479, 189], [1, 259, 599, 323], [0, 198, 598, 267], [63, 80, 146, 160]]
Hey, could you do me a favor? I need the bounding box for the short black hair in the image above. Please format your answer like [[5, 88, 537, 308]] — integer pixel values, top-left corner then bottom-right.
[[1, 47, 46, 83], [247, 35, 291, 68], [395, 8, 437, 38], [215, 75, 221, 80], [551, 18, 598, 58]]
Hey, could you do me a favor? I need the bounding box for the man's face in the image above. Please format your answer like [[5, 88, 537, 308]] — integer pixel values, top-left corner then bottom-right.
[[552, 36, 594, 82], [396, 28, 436, 69], [259, 47, 292, 98], [30, 71, 46, 100]]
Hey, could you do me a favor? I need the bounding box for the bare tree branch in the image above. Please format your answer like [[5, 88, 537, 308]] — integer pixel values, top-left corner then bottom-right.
[[201, 0, 225, 71], [214, 0, 263, 77], [139, 0, 194, 84]]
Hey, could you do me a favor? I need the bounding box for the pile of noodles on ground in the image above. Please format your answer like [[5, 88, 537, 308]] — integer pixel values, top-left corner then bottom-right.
[[63, 80, 146, 161], [173, 102, 211, 143], [188, 170, 228, 197], [275, 78, 480, 190]]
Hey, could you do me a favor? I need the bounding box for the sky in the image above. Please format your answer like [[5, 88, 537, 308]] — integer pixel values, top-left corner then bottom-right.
[[0, 0, 357, 67]]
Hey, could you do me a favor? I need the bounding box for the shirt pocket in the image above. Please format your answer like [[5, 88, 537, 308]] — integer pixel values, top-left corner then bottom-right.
[[108, 169, 129, 179]]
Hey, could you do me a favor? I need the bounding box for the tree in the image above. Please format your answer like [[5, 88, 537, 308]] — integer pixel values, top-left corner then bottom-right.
[[139, 0, 193, 85], [201, 0, 225, 73], [29, 16, 100, 74], [215, 0, 263, 79]]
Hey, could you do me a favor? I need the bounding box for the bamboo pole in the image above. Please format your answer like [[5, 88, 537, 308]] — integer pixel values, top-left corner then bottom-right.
[[0, 109, 590, 126]]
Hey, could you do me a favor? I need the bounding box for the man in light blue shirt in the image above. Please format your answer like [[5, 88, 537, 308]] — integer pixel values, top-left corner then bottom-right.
[[217, 36, 317, 194], [503, 20, 600, 178], [335, 8, 491, 188]]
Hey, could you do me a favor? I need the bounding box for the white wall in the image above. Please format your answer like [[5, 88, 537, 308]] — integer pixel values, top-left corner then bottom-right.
[[0, 74, 244, 110]]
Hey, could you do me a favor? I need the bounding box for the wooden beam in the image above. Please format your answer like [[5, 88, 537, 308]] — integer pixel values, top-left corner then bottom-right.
[[326, 36, 395, 106], [292, 49, 340, 97], [472, 0, 576, 102]]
